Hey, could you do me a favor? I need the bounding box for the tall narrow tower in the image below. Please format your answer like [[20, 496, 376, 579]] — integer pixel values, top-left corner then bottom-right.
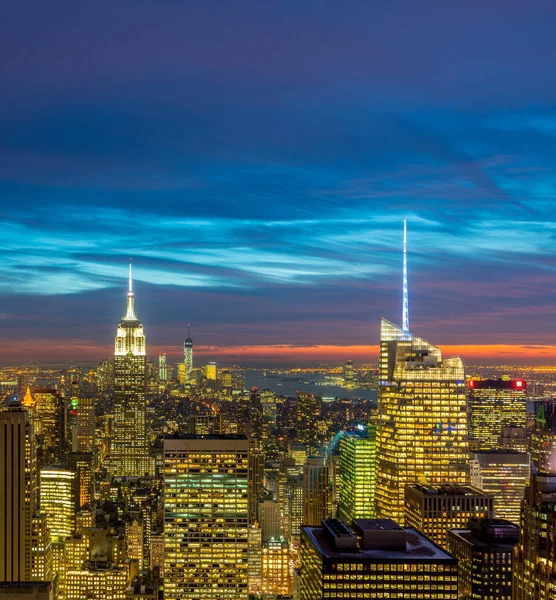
[[111, 261, 152, 477], [184, 324, 193, 383], [402, 218, 409, 336], [0, 403, 38, 582], [375, 223, 469, 523]]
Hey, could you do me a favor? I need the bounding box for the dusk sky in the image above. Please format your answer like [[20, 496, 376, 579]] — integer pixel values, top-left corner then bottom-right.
[[2, 1, 556, 365]]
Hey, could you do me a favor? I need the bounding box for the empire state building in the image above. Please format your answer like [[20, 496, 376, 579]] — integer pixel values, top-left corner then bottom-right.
[[111, 261, 152, 477]]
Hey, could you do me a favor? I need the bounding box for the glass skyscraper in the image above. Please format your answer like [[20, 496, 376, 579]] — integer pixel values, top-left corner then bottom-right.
[[376, 318, 469, 524]]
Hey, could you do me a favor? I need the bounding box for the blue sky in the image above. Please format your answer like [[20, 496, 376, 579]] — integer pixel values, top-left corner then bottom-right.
[[2, 0, 556, 363]]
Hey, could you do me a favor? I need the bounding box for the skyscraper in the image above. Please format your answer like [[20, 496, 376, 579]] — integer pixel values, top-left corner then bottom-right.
[[296, 392, 321, 453], [467, 378, 527, 450], [0, 404, 38, 582], [302, 457, 330, 526], [376, 318, 469, 523], [375, 221, 469, 523], [447, 518, 519, 600], [158, 353, 168, 381], [163, 435, 249, 600], [338, 426, 376, 523], [470, 450, 530, 524], [40, 466, 78, 541], [513, 474, 556, 600], [184, 325, 193, 382], [111, 261, 152, 477]]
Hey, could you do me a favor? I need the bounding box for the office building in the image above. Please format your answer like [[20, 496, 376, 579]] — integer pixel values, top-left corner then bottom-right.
[[111, 262, 152, 477], [187, 413, 222, 435], [163, 435, 249, 600], [71, 395, 95, 453], [158, 353, 168, 381], [470, 450, 530, 524], [258, 498, 282, 541], [376, 318, 469, 524], [300, 518, 458, 599], [68, 451, 94, 508], [262, 538, 292, 595], [184, 326, 193, 382], [447, 518, 518, 600], [220, 370, 233, 387], [31, 514, 52, 582], [405, 483, 494, 549], [65, 563, 127, 600], [40, 466, 78, 541], [202, 362, 217, 381], [33, 387, 65, 466], [467, 379, 527, 451], [303, 457, 330, 526], [296, 392, 321, 453], [0, 404, 38, 582], [530, 399, 556, 473], [338, 426, 376, 523], [343, 360, 354, 383], [513, 474, 556, 600], [0, 583, 53, 600]]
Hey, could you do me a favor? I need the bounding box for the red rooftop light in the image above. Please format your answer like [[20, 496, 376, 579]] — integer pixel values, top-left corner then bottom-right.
[[515, 380, 524, 388], [468, 380, 475, 388]]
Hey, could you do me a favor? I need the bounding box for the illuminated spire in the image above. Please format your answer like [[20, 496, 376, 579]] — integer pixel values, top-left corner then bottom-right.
[[402, 219, 409, 335], [123, 258, 138, 321], [22, 385, 34, 407]]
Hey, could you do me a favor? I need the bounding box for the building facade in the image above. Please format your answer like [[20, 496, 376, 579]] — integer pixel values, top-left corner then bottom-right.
[[338, 426, 376, 523], [513, 474, 556, 600], [163, 435, 249, 600], [405, 483, 494, 549], [470, 450, 530, 524], [0, 404, 38, 582], [467, 379, 527, 451], [447, 518, 518, 600]]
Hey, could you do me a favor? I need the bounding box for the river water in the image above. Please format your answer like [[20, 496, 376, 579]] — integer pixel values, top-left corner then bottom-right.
[[243, 370, 377, 402]]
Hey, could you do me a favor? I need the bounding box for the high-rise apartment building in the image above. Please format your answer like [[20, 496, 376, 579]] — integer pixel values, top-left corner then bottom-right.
[[467, 379, 527, 450], [404, 483, 494, 549], [376, 318, 469, 524], [338, 426, 376, 523], [0, 404, 38, 582], [447, 518, 518, 600], [300, 518, 458, 600], [111, 262, 152, 477], [163, 435, 249, 600], [513, 474, 556, 600], [470, 450, 530, 524], [302, 457, 330, 526], [40, 466, 78, 541]]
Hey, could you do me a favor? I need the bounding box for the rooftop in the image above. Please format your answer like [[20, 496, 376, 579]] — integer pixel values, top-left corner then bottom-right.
[[303, 524, 454, 562]]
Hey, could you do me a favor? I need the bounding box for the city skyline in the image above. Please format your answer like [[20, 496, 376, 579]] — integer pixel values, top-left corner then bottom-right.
[[3, 2, 556, 365]]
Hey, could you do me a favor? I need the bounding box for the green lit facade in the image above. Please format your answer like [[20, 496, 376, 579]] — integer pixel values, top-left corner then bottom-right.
[[338, 426, 376, 523]]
